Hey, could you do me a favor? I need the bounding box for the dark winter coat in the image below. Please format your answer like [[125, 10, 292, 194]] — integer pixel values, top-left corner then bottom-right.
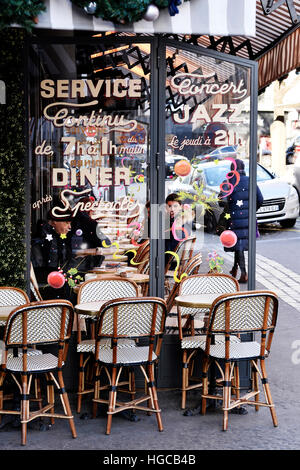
[[31, 222, 79, 301], [219, 172, 263, 252]]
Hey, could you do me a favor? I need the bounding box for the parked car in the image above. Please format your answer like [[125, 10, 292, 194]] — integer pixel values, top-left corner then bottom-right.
[[197, 145, 238, 162], [166, 159, 299, 232]]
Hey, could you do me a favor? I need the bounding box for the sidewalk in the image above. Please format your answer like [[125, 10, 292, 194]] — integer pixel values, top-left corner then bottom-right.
[[1, 292, 300, 451]]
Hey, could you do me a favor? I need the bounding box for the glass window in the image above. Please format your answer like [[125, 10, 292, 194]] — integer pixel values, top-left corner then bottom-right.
[[29, 42, 152, 301]]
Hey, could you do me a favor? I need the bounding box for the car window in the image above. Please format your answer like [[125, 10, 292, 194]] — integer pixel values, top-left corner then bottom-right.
[[203, 166, 229, 186], [198, 160, 273, 187], [243, 162, 272, 181], [220, 146, 236, 153]]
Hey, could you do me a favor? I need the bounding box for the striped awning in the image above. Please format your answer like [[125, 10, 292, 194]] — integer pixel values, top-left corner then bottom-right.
[[258, 27, 300, 90], [36, 0, 256, 36]]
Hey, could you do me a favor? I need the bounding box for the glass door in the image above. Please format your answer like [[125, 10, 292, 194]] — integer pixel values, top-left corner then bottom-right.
[[159, 40, 257, 294]]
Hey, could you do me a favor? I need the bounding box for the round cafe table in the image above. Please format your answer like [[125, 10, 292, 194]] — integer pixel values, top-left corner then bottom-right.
[[175, 293, 221, 309], [74, 300, 107, 317], [0, 305, 19, 323]]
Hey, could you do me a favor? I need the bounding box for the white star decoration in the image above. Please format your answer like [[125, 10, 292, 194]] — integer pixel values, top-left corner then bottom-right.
[[236, 200, 244, 207], [45, 234, 53, 241]]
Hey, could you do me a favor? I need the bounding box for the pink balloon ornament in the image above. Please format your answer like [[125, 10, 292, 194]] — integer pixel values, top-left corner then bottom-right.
[[47, 271, 66, 289], [220, 230, 237, 248]]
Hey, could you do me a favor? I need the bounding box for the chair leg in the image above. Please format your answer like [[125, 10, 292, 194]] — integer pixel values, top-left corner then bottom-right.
[[148, 364, 163, 432], [0, 371, 5, 423], [201, 356, 209, 415], [233, 363, 240, 403], [34, 376, 43, 411], [222, 362, 231, 432], [57, 371, 77, 438], [106, 367, 117, 435], [46, 372, 55, 425], [92, 363, 101, 419], [181, 350, 188, 410], [252, 360, 260, 412], [260, 359, 278, 427], [77, 352, 84, 413], [21, 374, 29, 446]]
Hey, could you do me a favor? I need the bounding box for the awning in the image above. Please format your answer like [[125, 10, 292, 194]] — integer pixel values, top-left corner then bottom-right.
[[258, 27, 300, 90], [36, 0, 256, 36]]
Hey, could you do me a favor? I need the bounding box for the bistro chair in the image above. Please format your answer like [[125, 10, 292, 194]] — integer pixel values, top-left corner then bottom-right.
[[177, 273, 240, 410], [93, 297, 167, 435], [0, 287, 30, 327], [200, 290, 279, 431], [165, 236, 196, 295], [0, 287, 44, 410], [165, 253, 203, 332], [30, 263, 43, 301], [76, 277, 139, 413], [135, 239, 150, 264], [0, 300, 77, 445]]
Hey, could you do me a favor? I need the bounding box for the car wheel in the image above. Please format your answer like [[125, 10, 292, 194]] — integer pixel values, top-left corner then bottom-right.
[[204, 211, 217, 234], [279, 219, 297, 229]]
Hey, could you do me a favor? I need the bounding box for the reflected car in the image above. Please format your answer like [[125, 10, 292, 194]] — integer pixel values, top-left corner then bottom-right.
[[166, 159, 299, 232], [193, 145, 238, 164]]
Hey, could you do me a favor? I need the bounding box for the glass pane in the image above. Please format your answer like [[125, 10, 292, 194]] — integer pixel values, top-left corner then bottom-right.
[[30, 42, 151, 301], [164, 46, 252, 285]]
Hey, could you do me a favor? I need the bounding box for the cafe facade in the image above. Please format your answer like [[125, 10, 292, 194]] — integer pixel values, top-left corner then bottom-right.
[[1, 0, 299, 389]]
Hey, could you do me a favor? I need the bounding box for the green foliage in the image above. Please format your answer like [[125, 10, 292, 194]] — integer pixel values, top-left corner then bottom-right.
[[0, 0, 46, 30], [0, 28, 26, 289], [71, 0, 170, 23]]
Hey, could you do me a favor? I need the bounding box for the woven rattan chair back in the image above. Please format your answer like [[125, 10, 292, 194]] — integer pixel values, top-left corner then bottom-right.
[[136, 243, 150, 274], [208, 290, 278, 337], [0, 287, 29, 327], [30, 263, 43, 301], [95, 297, 167, 363], [135, 240, 150, 263], [165, 236, 196, 272], [77, 277, 139, 303], [0, 287, 29, 307], [165, 253, 203, 313], [178, 273, 239, 327], [3, 300, 74, 370]]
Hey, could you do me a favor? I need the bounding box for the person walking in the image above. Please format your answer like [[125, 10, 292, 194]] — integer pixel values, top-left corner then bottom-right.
[[219, 159, 263, 283]]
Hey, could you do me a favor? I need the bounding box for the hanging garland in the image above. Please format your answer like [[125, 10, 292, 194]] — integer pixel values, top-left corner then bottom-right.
[[71, 0, 190, 24], [0, 0, 46, 30]]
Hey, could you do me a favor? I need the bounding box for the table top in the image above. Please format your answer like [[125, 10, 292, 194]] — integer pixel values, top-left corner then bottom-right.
[[73, 272, 149, 294], [0, 305, 19, 321], [175, 293, 221, 308], [74, 300, 107, 316]]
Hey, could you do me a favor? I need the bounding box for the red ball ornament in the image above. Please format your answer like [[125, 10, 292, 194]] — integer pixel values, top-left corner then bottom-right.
[[47, 271, 66, 289], [220, 230, 237, 248], [174, 160, 191, 177]]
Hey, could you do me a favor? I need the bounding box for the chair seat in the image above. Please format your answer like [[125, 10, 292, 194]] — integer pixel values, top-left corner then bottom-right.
[[6, 353, 61, 372], [77, 338, 136, 353], [0, 340, 42, 364], [199, 340, 261, 359], [181, 334, 241, 349], [96, 345, 157, 365]]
